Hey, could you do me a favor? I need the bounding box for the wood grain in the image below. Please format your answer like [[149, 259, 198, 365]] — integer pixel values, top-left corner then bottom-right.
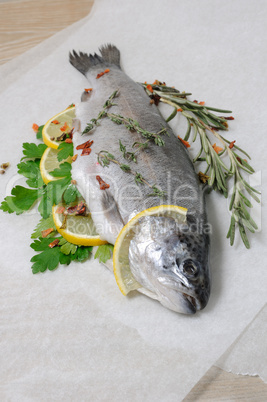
[[0, 0, 267, 400], [0, 0, 93, 64]]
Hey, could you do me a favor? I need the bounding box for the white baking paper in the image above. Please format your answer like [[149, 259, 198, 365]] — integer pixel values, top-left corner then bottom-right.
[[216, 303, 267, 383], [0, 0, 267, 401]]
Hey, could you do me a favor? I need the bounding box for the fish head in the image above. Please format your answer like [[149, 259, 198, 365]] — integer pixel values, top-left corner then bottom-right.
[[128, 216, 210, 314]]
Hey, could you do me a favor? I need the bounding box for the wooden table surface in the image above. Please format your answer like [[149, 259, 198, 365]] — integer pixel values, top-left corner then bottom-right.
[[1, 1, 266, 400]]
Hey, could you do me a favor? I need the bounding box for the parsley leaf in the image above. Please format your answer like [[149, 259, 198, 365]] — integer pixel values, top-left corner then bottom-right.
[[59, 238, 77, 255], [0, 186, 39, 214], [17, 160, 44, 188], [76, 246, 92, 262], [31, 215, 56, 239], [30, 237, 61, 273], [50, 162, 72, 177], [21, 142, 47, 160], [63, 183, 80, 204], [36, 125, 44, 140], [30, 237, 93, 273], [94, 244, 114, 263], [57, 142, 73, 162]]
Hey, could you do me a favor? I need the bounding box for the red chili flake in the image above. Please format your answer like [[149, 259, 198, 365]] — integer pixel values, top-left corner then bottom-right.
[[223, 116, 235, 120], [72, 154, 78, 162], [76, 140, 94, 150], [41, 228, 54, 238], [177, 108, 183, 112], [85, 88, 93, 92], [76, 202, 86, 215], [199, 101, 205, 105], [146, 84, 153, 93], [66, 205, 77, 214], [60, 122, 69, 132], [65, 138, 72, 144], [52, 120, 60, 124], [236, 156, 242, 164], [178, 136, 190, 148], [32, 123, 39, 132], [193, 100, 198, 103], [96, 69, 110, 79], [96, 72, 104, 79], [81, 148, 92, 156], [229, 140, 236, 149], [212, 143, 223, 154], [66, 202, 87, 216], [144, 81, 147, 84], [56, 206, 65, 214], [49, 239, 60, 248], [96, 175, 110, 190]]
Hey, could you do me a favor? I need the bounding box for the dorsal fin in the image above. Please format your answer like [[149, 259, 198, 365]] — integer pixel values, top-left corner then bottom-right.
[[69, 44, 121, 76]]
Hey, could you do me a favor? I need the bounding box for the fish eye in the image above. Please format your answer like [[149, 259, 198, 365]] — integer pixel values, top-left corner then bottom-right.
[[181, 259, 198, 277]]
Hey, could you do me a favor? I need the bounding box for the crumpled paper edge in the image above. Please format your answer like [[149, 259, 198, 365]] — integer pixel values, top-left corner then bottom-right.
[[216, 303, 267, 383]]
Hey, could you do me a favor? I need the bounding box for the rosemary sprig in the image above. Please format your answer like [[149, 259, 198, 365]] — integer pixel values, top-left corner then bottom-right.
[[97, 150, 166, 198], [142, 81, 260, 248]]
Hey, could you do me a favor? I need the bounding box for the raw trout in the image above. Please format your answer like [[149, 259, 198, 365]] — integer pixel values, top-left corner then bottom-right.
[[69, 44, 210, 314]]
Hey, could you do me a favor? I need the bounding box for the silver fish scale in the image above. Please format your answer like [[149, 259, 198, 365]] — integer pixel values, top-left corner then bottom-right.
[[73, 68, 204, 222], [70, 46, 210, 313]]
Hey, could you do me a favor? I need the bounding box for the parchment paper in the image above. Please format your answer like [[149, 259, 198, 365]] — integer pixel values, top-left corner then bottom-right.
[[0, 0, 266, 400], [216, 303, 267, 383]]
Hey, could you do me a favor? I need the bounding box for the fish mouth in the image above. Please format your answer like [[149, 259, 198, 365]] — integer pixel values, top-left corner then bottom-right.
[[157, 276, 201, 313], [183, 293, 197, 314]]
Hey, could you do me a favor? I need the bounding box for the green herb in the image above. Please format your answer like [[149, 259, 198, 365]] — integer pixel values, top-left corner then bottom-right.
[[63, 184, 81, 204], [30, 237, 93, 274], [36, 125, 44, 140], [82, 90, 118, 134], [21, 142, 47, 160], [30, 237, 64, 273], [0, 186, 40, 215], [57, 142, 73, 161], [141, 81, 260, 248], [58, 238, 77, 255], [82, 90, 167, 147], [17, 159, 44, 188], [119, 140, 137, 162], [94, 244, 114, 263], [97, 151, 166, 199], [31, 215, 56, 239], [50, 161, 72, 178]]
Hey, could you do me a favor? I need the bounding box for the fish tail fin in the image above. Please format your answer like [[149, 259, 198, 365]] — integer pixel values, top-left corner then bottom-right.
[[69, 44, 121, 75]]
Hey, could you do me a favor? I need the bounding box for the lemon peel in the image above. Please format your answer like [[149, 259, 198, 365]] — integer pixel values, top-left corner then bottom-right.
[[42, 106, 75, 149], [52, 204, 108, 247], [113, 205, 187, 296]]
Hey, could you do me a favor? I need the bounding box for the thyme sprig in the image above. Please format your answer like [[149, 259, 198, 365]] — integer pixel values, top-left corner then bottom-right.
[[82, 90, 118, 134], [97, 150, 166, 198], [82, 90, 167, 146], [142, 81, 260, 248]]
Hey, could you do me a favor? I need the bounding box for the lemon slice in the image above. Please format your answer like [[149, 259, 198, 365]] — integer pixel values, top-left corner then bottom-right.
[[42, 106, 75, 149], [52, 203, 108, 246], [113, 205, 187, 295], [40, 147, 72, 185]]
